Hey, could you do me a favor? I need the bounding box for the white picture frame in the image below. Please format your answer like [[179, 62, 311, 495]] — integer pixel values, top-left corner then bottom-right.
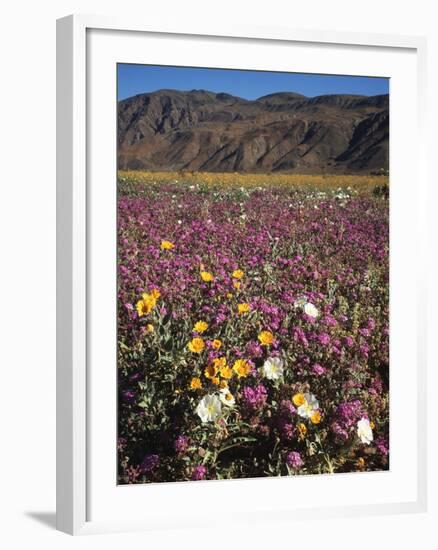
[[56, 14, 428, 535]]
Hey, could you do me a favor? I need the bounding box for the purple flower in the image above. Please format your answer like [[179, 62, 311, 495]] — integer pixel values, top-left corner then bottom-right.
[[333, 400, 365, 439], [241, 384, 267, 410], [286, 451, 304, 469], [323, 315, 337, 327], [359, 341, 369, 356], [293, 327, 309, 348], [280, 399, 296, 416], [330, 422, 349, 441], [174, 435, 190, 454], [375, 436, 389, 456], [122, 390, 136, 403], [343, 336, 354, 348], [215, 313, 227, 324], [279, 421, 295, 440], [318, 332, 331, 346], [140, 454, 160, 473], [245, 340, 263, 358], [312, 363, 326, 376], [191, 465, 207, 481]]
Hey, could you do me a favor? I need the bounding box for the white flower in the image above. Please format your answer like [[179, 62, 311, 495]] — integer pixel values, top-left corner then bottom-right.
[[219, 389, 235, 407], [196, 394, 222, 422], [357, 418, 373, 445], [297, 393, 319, 418], [304, 302, 319, 318], [294, 296, 307, 308], [262, 357, 284, 380]]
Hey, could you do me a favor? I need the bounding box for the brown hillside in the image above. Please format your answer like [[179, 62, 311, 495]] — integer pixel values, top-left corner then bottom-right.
[[118, 89, 389, 173]]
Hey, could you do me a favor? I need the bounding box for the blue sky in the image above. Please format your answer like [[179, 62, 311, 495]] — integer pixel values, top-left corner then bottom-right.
[[118, 64, 389, 101]]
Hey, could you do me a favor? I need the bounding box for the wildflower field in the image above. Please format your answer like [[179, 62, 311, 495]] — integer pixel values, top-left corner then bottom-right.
[[117, 171, 389, 484]]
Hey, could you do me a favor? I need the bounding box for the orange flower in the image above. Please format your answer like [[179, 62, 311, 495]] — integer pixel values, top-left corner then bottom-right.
[[237, 303, 251, 315], [232, 269, 244, 279], [258, 330, 274, 346], [219, 365, 233, 379], [232, 359, 251, 378], [297, 423, 307, 439], [204, 364, 218, 379], [200, 271, 214, 282], [211, 339, 222, 350], [292, 393, 306, 407], [193, 321, 208, 333], [160, 240, 175, 250], [188, 337, 205, 353], [136, 290, 159, 317], [213, 357, 227, 369], [189, 377, 202, 390]]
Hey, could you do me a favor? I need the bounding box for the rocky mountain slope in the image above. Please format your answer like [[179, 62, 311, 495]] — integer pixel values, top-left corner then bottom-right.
[[118, 89, 389, 173]]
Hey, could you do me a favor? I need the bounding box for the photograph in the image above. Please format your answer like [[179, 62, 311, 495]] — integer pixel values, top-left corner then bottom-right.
[[116, 64, 390, 484]]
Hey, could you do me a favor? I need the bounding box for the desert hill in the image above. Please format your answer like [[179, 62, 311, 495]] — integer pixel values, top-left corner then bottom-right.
[[118, 89, 389, 173]]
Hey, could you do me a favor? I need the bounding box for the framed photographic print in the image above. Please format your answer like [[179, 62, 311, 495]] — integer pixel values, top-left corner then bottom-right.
[[56, 15, 428, 535]]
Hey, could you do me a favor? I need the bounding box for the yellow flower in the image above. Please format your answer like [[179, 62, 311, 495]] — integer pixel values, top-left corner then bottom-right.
[[310, 411, 322, 424], [200, 271, 214, 282], [219, 380, 228, 390], [219, 365, 233, 379], [136, 291, 158, 317], [146, 323, 154, 333], [189, 377, 202, 390], [213, 357, 227, 369], [232, 269, 244, 279], [297, 423, 307, 439], [204, 364, 218, 379], [292, 393, 306, 407], [237, 303, 251, 315], [188, 337, 205, 353], [211, 377, 220, 386], [194, 321, 209, 334], [356, 457, 365, 468], [150, 288, 161, 300], [224, 391, 234, 403], [258, 330, 274, 346], [370, 421, 375, 429], [233, 281, 241, 290], [233, 359, 251, 378], [161, 240, 175, 250], [226, 292, 233, 299], [211, 339, 222, 350]]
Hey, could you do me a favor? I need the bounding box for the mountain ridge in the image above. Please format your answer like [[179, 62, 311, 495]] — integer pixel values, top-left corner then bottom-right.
[[118, 89, 389, 173]]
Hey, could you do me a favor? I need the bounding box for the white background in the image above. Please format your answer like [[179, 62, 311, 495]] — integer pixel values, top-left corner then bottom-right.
[[0, 0, 436, 547]]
